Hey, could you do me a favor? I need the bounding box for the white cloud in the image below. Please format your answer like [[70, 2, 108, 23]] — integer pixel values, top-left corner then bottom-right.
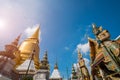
[[81, 25, 91, 42], [22, 24, 42, 41], [64, 47, 70, 51], [24, 24, 41, 40], [76, 42, 90, 55]]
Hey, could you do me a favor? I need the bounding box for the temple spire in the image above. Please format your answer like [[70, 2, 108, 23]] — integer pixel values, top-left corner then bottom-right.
[[54, 62, 58, 69], [40, 50, 49, 70], [4, 35, 21, 59], [12, 34, 21, 46], [5, 35, 21, 50]]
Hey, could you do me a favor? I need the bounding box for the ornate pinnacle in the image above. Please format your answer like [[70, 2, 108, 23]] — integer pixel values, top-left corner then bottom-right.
[[92, 23, 103, 36], [40, 50, 49, 70], [43, 51, 48, 61]]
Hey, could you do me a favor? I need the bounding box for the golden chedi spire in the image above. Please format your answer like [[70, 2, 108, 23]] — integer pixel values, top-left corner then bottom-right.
[[40, 51, 49, 70], [15, 25, 40, 69], [30, 26, 40, 40]]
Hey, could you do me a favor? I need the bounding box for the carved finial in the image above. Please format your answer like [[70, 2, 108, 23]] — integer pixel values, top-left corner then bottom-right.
[[92, 23, 96, 29], [92, 24, 103, 36], [92, 24, 98, 35]]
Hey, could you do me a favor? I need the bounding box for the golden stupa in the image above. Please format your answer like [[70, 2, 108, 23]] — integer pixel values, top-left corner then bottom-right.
[[14, 26, 40, 69]]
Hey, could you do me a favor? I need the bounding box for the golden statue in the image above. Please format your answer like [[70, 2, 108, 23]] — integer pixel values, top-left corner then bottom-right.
[[89, 24, 120, 80]]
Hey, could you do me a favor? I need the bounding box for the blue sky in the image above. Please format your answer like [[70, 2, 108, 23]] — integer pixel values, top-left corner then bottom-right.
[[0, 0, 120, 79]]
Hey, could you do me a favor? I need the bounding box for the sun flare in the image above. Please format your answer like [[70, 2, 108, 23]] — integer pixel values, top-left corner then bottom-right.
[[0, 19, 6, 29]]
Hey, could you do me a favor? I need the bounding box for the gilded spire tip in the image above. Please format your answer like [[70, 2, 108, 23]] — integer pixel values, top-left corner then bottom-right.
[[30, 25, 40, 40]]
